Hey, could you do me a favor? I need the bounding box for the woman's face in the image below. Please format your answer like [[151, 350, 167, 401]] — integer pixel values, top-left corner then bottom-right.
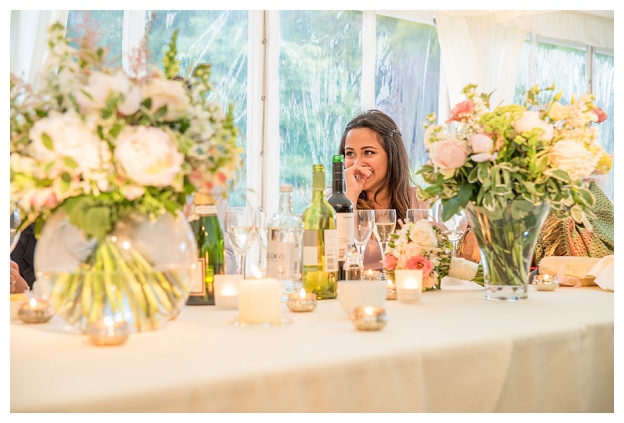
[[344, 127, 388, 193]]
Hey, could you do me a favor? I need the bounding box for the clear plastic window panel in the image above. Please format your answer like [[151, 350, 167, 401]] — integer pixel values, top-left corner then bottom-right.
[[535, 41, 586, 106], [147, 10, 249, 206], [66, 11, 124, 68], [375, 16, 440, 178], [592, 52, 614, 200], [278, 10, 363, 215]]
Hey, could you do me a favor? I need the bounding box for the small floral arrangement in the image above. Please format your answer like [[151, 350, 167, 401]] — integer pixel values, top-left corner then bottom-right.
[[382, 219, 481, 290], [10, 23, 243, 240], [417, 83, 611, 224]]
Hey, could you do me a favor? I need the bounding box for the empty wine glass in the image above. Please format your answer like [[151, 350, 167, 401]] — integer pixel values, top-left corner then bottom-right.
[[373, 209, 396, 265], [10, 208, 21, 252], [433, 201, 467, 256], [225, 206, 260, 278], [354, 209, 375, 260], [406, 208, 433, 224]]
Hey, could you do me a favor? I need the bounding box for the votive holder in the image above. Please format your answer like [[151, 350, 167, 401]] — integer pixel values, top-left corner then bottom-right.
[[385, 278, 397, 300], [533, 274, 559, 291], [287, 288, 317, 312], [351, 306, 387, 331], [17, 297, 54, 324], [87, 317, 129, 346]]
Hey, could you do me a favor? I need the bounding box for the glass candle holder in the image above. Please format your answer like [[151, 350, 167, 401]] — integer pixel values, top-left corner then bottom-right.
[[214, 274, 243, 309], [350, 306, 387, 331], [286, 288, 317, 312], [385, 277, 397, 300], [533, 274, 559, 291], [87, 316, 129, 346], [395, 269, 422, 303], [17, 297, 54, 324]]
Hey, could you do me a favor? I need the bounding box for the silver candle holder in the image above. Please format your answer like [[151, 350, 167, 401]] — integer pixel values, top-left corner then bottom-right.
[[350, 306, 387, 331]]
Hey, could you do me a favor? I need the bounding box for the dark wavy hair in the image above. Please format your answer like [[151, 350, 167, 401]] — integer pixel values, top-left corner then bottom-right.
[[338, 109, 413, 223]]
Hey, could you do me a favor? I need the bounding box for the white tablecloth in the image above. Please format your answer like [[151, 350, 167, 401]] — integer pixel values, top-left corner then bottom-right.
[[10, 283, 614, 412]]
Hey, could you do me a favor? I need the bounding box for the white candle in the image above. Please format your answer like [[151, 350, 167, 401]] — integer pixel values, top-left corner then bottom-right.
[[394, 269, 422, 302], [214, 274, 243, 309], [238, 275, 282, 324]]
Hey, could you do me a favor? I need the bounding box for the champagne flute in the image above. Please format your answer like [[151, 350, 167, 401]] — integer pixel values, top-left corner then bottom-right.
[[373, 209, 396, 265], [406, 208, 433, 224], [10, 208, 22, 252], [354, 209, 375, 260], [225, 206, 260, 278]]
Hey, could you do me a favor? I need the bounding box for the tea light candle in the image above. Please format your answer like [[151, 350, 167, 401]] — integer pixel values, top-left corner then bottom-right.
[[87, 316, 129, 346], [362, 269, 381, 281], [394, 269, 422, 303], [533, 274, 558, 291], [287, 288, 317, 312], [238, 267, 282, 324], [214, 274, 243, 309], [351, 306, 387, 331], [17, 297, 54, 324], [385, 277, 397, 300]]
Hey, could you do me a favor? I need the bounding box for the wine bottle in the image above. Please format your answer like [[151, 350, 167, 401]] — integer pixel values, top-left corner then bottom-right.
[[302, 164, 338, 299], [266, 184, 304, 301], [327, 154, 354, 281], [186, 191, 225, 305]]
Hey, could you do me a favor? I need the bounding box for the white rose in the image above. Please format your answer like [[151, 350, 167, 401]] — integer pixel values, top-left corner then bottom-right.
[[512, 111, 554, 141], [142, 78, 191, 121], [28, 112, 104, 175], [409, 220, 438, 247], [74, 71, 141, 116], [548, 140, 599, 182], [404, 243, 423, 259], [114, 126, 184, 187], [448, 257, 479, 280]]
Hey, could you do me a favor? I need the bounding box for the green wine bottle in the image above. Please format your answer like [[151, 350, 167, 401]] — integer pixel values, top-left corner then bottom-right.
[[186, 191, 225, 305], [302, 164, 338, 299], [327, 154, 354, 281]]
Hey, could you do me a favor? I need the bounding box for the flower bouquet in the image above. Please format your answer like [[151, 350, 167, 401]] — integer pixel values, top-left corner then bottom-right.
[[416, 83, 610, 299], [382, 219, 482, 291], [10, 23, 243, 330]]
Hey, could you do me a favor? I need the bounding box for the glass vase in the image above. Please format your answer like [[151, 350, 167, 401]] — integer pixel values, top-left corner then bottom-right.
[[464, 200, 550, 301], [34, 210, 198, 332]]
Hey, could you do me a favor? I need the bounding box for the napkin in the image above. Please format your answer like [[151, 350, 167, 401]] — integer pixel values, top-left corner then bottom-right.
[[587, 255, 614, 291], [540, 255, 614, 290]]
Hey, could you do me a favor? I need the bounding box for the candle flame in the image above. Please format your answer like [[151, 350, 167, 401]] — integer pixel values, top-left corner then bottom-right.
[[250, 265, 262, 279], [299, 288, 307, 299], [29, 298, 38, 307], [364, 306, 374, 315], [103, 316, 114, 326], [543, 274, 550, 281]]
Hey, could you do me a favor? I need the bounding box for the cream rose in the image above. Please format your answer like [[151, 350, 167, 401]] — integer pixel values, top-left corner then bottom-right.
[[28, 112, 104, 175], [429, 137, 469, 170], [142, 78, 191, 121], [74, 71, 141, 116], [409, 220, 438, 247], [512, 111, 554, 141], [114, 126, 184, 187], [548, 140, 598, 182]]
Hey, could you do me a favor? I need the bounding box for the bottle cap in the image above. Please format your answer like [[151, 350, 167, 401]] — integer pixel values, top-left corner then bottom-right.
[[332, 154, 344, 163]]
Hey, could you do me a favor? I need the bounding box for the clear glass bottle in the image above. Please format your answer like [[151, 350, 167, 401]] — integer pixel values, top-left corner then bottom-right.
[[343, 245, 363, 281], [327, 154, 354, 281], [302, 164, 338, 299], [186, 191, 225, 305], [266, 184, 304, 301]]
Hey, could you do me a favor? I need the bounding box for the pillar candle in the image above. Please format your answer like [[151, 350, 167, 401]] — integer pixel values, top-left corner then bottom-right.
[[238, 277, 282, 324]]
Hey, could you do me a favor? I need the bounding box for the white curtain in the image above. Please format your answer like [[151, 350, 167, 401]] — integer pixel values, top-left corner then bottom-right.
[[434, 11, 527, 111], [10, 10, 69, 87]]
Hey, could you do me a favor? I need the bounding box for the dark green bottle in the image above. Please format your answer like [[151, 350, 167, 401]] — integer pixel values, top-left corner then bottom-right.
[[327, 154, 354, 281], [186, 191, 225, 305]]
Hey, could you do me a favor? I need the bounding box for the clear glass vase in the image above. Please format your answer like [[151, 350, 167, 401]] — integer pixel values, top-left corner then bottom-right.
[[465, 200, 550, 301], [34, 210, 198, 332]]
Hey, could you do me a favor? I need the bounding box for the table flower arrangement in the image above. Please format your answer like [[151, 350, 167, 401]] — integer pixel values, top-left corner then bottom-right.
[[382, 219, 482, 290], [10, 23, 243, 331], [416, 83, 610, 300]]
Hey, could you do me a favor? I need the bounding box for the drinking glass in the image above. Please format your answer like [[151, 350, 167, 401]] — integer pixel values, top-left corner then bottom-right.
[[406, 208, 433, 224], [433, 201, 467, 255], [373, 209, 396, 265], [10, 208, 21, 252], [225, 206, 261, 277], [354, 209, 375, 260]]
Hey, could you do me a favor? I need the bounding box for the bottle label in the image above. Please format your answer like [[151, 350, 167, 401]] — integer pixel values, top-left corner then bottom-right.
[[324, 229, 338, 272], [195, 205, 217, 215], [189, 258, 207, 295], [302, 230, 318, 266], [267, 239, 299, 280], [336, 212, 354, 261]]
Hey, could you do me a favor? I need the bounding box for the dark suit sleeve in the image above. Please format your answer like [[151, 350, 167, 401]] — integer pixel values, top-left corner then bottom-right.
[[10, 223, 37, 289]]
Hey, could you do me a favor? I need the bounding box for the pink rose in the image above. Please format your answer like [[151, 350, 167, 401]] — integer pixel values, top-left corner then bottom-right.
[[429, 138, 469, 170], [422, 274, 437, 289], [383, 254, 398, 270], [445, 100, 474, 124], [593, 107, 608, 123], [470, 133, 497, 162], [406, 256, 433, 277]]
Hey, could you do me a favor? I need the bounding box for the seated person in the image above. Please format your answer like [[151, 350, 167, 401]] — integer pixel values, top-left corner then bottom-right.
[[10, 223, 37, 290]]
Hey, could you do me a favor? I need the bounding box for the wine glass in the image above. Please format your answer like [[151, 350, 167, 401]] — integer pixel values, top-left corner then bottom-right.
[[224, 206, 260, 278], [373, 209, 396, 265], [354, 209, 375, 260], [406, 208, 433, 224], [433, 202, 467, 255], [10, 208, 22, 252]]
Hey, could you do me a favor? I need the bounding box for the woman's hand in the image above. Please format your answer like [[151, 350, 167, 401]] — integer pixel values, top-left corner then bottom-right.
[[10, 260, 29, 294], [344, 163, 373, 206]]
